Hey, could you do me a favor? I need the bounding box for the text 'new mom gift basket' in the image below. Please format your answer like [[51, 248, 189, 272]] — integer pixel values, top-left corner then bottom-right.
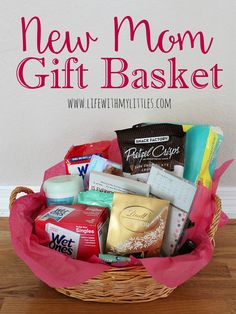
[[9, 123, 232, 303]]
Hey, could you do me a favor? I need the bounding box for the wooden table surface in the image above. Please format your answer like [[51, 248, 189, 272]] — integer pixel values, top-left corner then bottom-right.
[[0, 218, 235, 314]]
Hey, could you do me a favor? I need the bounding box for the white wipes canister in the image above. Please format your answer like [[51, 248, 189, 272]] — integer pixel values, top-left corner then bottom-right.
[[43, 175, 83, 206]]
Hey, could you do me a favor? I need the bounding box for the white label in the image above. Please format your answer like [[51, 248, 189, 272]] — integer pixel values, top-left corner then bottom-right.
[[68, 162, 89, 178], [38, 206, 75, 222], [134, 136, 169, 144], [46, 223, 80, 259], [147, 165, 197, 212], [89, 171, 150, 196]]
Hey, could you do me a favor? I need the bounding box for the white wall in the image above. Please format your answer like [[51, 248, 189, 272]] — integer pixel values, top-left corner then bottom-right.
[[0, 0, 235, 190]]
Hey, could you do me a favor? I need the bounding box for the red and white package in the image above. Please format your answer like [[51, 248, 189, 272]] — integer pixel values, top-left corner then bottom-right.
[[34, 204, 109, 260], [64, 141, 111, 179]]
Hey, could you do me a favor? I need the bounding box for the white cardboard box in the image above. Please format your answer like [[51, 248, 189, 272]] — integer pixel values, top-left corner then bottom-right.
[[89, 171, 150, 196]]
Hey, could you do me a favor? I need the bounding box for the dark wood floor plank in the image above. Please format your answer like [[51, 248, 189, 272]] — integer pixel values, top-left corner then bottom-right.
[[0, 298, 232, 314]]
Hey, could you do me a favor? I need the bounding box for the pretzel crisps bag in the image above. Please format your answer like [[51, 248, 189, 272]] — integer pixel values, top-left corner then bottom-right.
[[116, 124, 186, 181], [132, 123, 224, 188]]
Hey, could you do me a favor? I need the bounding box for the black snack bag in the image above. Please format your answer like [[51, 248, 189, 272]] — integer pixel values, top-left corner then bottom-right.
[[115, 123, 186, 180]]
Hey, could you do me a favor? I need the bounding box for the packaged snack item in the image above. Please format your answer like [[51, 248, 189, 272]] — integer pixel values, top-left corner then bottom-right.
[[34, 204, 109, 260], [133, 122, 223, 187], [78, 190, 169, 256], [116, 124, 186, 181], [84, 155, 122, 190], [89, 171, 150, 196], [106, 193, 169, 256], [64, 141, 111, 179], [147, 164, 197, 256], [43, 175, 84, 206]]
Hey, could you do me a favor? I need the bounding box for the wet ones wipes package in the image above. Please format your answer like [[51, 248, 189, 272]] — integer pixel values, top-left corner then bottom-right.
[[34, 205, 109, 260]]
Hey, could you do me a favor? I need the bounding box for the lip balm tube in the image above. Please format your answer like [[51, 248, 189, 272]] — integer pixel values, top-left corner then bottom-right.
[[43, 175, 84, 206]]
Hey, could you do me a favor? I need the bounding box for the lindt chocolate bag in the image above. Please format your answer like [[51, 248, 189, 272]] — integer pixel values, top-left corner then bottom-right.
[[116, 124, 186, 181], [106, 193, 169, 256]]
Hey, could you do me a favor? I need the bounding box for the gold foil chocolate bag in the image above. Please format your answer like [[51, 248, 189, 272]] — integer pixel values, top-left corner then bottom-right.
[[106, 193, 169, 255]]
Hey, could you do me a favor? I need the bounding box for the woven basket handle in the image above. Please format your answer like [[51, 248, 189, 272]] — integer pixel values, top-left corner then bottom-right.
[[9, 186, 222, 242], [9, 186, 34, 210], [207, 195, 222, 243]]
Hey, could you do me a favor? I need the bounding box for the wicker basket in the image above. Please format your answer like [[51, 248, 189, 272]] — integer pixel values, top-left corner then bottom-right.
[[9, 186, 222, 303]]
